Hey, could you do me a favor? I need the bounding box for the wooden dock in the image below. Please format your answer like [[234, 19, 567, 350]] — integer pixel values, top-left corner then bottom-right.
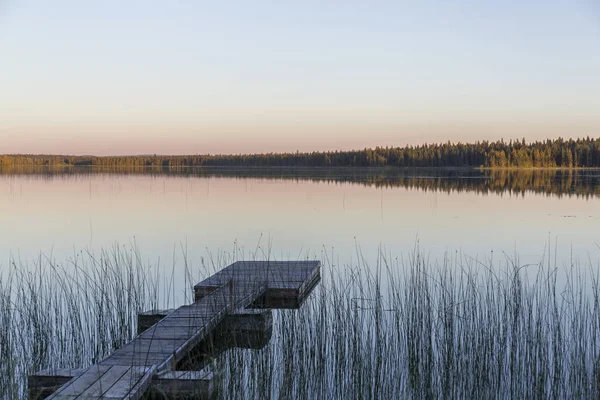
[[29, 260, 320, 399]]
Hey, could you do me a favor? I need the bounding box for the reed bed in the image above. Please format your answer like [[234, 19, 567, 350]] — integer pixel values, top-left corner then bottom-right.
[[1, 244, 600, 399]]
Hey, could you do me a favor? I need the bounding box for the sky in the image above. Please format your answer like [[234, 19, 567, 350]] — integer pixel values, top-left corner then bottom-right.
[[0, 1, 599, 155]]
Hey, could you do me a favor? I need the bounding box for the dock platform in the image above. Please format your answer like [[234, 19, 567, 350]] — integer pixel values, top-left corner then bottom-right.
[[29, 260, 320, 399]]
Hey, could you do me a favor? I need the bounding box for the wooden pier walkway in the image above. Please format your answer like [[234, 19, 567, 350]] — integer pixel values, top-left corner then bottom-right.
[[30, 261, 320, 399]]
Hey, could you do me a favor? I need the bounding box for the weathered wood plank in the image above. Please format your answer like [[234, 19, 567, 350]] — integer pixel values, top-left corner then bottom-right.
[[194, 262, 319, 284], [107, 341, 182, 357], [76, 365, 131, 398], [102, 366, 153, 400], [137, 326, 207, 340], [237, 270, 314, 278], [29, 367, 210, 400], [116, 338, 187, 349], [199, 274, 311, 284], [203, 261, 317, 270], [152, 318, 212, 329], [100, 353, 171, 367], [46, 365, 111, 398], [194, 261, 320, 305]]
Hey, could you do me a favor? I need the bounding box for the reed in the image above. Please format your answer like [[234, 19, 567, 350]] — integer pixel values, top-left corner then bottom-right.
[[1, 244, 599, 399]]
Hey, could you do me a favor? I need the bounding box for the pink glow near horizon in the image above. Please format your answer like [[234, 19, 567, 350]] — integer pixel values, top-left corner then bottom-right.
[[1, 2, 599, 156], [2, 120, 599, 156]]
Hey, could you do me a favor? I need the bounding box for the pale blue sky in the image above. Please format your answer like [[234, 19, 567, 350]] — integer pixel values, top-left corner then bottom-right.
[[0, 1, 599, 155]]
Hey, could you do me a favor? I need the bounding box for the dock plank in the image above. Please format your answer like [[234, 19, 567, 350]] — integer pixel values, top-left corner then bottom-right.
[[76, 365, 131, 398], [46, 365, 111, 398], [194, 261, 321, 306], [101, 366, 153, 400]]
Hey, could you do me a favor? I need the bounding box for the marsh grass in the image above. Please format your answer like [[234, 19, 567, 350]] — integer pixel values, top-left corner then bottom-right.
[[217, 247, 600, 399], [0, 245, 182, 398], [1, 244, 600, 399]]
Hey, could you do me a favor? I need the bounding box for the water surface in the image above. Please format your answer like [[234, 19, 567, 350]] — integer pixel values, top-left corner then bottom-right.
[[1, 167, 598, 288]]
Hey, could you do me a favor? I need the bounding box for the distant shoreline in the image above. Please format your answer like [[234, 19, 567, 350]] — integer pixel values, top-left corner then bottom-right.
[[1, 164, 600, 171], [2, 137, 600, 168]]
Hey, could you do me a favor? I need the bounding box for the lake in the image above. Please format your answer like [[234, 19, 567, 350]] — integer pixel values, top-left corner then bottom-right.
[[3, 166, 600, 398], [1, 167, 598, 288]]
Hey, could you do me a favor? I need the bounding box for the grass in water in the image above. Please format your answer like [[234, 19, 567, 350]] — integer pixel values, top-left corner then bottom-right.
[[1, 244, 599, 399]]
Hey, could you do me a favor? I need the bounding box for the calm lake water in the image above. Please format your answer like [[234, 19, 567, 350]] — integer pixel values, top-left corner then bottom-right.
[[1, 166, 599, 295]]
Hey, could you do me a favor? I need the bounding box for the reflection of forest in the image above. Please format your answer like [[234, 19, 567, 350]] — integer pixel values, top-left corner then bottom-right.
[[1, 166, 599, 199]]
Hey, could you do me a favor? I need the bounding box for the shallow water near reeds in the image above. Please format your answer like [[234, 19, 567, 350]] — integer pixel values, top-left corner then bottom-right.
[[1, 167, 600, 398]]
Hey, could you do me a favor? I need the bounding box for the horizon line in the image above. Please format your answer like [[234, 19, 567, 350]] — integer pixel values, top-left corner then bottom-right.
[[1, 135, 597, 158]]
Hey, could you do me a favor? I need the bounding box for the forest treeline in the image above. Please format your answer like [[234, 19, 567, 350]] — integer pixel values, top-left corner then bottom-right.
[[1, 137, 600, 168]]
